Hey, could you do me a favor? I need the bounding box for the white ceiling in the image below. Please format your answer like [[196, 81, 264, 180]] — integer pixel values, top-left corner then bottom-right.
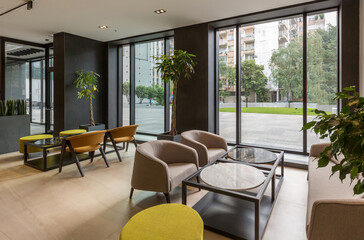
[[0, 0, 313, 44]]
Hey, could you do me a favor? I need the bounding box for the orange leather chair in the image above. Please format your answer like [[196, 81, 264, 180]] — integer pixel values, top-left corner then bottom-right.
[[59, 130, 109, 177], [103, 125, 138, 162]]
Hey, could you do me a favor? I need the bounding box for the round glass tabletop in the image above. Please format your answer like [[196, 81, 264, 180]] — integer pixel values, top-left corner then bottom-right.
[[227, 147, 277, 164], [200, 163, 266, 191]]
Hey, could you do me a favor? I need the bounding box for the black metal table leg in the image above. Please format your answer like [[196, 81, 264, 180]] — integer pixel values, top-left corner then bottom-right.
[[24, 143, 28, 163], [43, 148, 47, 171], [255, 201, 260, 240], [182, 182, 187, 205]]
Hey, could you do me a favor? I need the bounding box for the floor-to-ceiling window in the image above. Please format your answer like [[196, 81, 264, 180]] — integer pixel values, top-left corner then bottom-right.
[[119, 36, 174, 136], [135, 40, 165, 134], [217, 9, 338, 154]]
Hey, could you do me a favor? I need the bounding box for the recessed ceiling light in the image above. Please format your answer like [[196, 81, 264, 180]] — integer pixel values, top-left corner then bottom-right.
[[98, 25, 108, 29], [154, 9, 166, 14], [49, 34, 54, 37]]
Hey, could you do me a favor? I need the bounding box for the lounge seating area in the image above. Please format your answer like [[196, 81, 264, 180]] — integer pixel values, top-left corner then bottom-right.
[[0, 0, 363, 240]]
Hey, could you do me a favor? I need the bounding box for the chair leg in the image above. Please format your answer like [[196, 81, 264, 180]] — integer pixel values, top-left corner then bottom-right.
[[111, 137, 122, 162], [59, 141, 66, 173], [103, 134, 107, 152], [126, 142, 129, 152], [133, 139, 138, 147], [163, 192, 171, 203], [90, 151, 95, 163], [129, 188, 134, 200], [71, 149, 84, 177], [99, 146, 109, 168]]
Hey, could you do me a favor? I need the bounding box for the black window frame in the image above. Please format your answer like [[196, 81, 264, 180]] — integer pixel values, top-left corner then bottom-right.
[[118, 36, 174, 137], [215, 7, 340, 155]]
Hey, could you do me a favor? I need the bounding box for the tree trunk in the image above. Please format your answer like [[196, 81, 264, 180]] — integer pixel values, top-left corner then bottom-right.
[[170, 80, 178, 136], [89, 95, 95, 126]]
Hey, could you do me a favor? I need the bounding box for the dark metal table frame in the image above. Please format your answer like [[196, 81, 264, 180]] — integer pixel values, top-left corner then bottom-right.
[[24, 138, 125, 172], [182, 149, 284, 240]]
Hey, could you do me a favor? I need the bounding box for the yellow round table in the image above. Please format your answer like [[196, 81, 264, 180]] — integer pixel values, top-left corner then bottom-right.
[[19, 134, 53, 153], [59, 129, 86, 137], [120, 203, 204, 240]]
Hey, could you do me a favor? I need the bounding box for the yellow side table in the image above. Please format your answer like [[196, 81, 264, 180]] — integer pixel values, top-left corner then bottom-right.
[[120, 203, 203, 240], [19, 134, 53, 153], [59, 129, 86, 137]]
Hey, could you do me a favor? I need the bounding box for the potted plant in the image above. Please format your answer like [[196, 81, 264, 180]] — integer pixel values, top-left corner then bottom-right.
[[302, 86, 364, 195], [154, 50, 196, 141], [73, 70, 105, 131], [0, 99, 30, 154]]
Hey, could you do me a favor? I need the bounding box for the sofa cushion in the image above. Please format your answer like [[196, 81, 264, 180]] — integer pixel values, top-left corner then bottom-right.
[[307, 157, 364, 226], [207, 148, 226, 163], [168, 163, 197, 190]]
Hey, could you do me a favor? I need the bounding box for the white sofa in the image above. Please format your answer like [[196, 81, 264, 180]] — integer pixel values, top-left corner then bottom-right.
[[307, 143, 364, 240]]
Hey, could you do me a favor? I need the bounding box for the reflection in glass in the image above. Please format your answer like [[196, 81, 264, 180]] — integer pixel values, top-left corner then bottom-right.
[[122, 45, 130, 126]]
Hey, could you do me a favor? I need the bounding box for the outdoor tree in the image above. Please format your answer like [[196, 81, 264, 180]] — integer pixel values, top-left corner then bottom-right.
[[123, 82, 130, 104], [218, 61, 236, 102], [135, 85, 147, 104], [270, 39, 303, 102], [270, 25, 337, 105], [146, 86, 157, 104], [241, 60, 269, 105], [154, 86, 164, 106]]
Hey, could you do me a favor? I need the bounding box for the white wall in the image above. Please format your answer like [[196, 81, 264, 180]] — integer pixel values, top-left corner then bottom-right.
[[360, 0, 364, 96]]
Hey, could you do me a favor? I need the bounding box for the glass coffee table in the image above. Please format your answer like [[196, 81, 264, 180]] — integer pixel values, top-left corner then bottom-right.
[[225, 146, 277, 164], [182, 149, 284, 240], [24, 137, 88, 171]]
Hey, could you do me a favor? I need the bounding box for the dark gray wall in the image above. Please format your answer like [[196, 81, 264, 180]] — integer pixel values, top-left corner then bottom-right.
[[54, 33, 106, 135], [174, 23, 215, 133]]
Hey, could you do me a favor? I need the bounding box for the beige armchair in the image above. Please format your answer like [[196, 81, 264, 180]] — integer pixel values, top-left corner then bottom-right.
[[180, 130, 227, 167], [130, 140, 199, 203]]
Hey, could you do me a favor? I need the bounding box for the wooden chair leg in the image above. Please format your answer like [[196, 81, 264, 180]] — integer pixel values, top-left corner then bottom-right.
[[71, 149, 84, 177], [126, 142, 129, 152], [111, 137, 122, 162], [59, 140, 66, 173], [90, 151, 95, 163], [129, 188, 134, 200], [99, 146, 109, 168], [133, 139, 138, 147], [163, 192, 171, 203]]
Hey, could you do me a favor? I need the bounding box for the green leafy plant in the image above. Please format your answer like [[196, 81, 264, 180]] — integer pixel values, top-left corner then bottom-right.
[[0, 100, 5, 116], [73, 70, 99, 126], [302, 86, 364, 195], [16, 99, 26, 115], [135, 86, 147, 104], [6, 100, 15, 116], [154, 50, 196, 136]]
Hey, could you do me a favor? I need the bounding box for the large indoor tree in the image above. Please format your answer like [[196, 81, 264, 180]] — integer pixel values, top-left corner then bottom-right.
[[154, 50, 196, 136]]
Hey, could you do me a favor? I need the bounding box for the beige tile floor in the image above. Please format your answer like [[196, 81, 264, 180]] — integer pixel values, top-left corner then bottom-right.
[[0, 146, 308, 240]]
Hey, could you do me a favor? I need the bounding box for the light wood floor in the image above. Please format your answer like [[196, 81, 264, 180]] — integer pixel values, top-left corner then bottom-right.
[[0, 146, 308, 240]]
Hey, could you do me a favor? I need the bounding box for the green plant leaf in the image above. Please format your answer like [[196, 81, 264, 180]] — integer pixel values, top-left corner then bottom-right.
[[302, 121, 316, 130]]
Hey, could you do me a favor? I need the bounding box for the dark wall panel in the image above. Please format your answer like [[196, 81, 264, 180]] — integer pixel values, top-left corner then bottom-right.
[[54, 33, 106, 134], [106, 43, 118, 129], [174, 23, 215, 133]]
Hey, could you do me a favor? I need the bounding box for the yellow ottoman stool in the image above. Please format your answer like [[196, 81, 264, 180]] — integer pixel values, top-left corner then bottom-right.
[[59, 129, 86, 137], [19, 134, 53, 154], [120, 203, 203, 240]]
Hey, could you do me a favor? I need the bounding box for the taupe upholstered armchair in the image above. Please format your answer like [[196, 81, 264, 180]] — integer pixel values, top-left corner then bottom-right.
[[180, 130, 227, 167], [130, 140, 199, 203]]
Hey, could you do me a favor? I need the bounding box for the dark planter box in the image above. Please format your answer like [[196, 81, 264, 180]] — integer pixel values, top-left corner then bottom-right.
[[0, 115, 30, 154], [157, 132, 181, 142], [79, 123, 105, 132]]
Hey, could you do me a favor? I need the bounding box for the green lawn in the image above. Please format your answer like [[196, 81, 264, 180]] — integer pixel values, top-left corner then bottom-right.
[[219, 107, 330, 116]]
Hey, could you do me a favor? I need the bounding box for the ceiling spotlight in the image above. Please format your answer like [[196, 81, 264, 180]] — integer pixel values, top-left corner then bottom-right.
[[49, 34, 54, 37], [98, 25, 108, 29], [154, 9, 166, 14]]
